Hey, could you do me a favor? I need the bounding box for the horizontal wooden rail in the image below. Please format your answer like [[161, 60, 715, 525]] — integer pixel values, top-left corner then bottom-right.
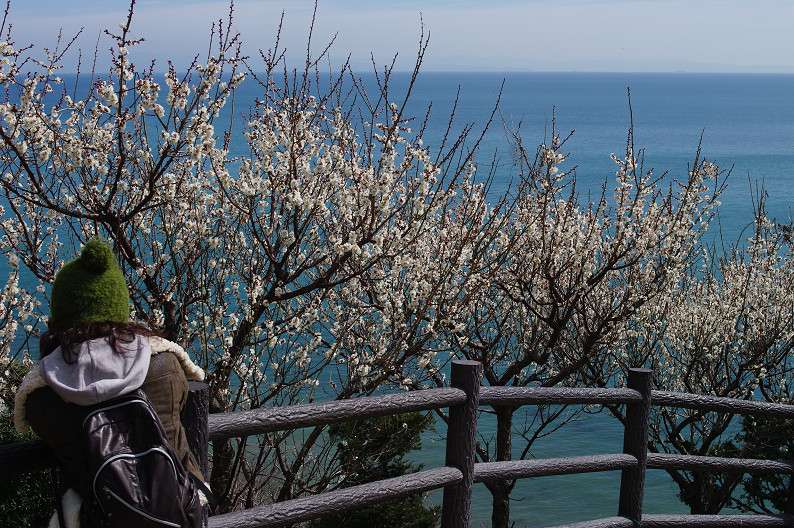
[[651, 390, 794, 418], [641, 514, 794, 527], [548, 517, 636, 528], [647, 453, 794, 474], [0, 438, 55, 477], [7, 367, 794, 528], [549, 515, 794, 528], [479, 386, 643, 406], [473, 454, 638, 482], [208, 386, 466, 440], [207, 466, 463, 528]]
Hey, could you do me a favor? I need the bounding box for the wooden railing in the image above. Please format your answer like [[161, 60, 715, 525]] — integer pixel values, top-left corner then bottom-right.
[[3, 361, 794, 527]]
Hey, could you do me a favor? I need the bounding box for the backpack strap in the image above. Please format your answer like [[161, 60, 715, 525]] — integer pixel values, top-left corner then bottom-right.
[[190, 473, 218, 513]]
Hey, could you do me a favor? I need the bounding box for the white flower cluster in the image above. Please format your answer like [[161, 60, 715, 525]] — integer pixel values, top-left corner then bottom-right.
[[0, 9, 791, 510]]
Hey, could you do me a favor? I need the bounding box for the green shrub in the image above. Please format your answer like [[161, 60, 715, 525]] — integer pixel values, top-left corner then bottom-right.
[[732, 414, 794, 513], [310, 412, 440, 528], [0, 364, 54, 527]]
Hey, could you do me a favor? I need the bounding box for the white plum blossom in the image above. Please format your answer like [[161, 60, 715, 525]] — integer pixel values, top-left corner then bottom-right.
[[0, 2, 791, 521]]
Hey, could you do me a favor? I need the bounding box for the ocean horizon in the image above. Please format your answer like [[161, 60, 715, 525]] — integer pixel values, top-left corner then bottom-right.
[[383, 71, 792, 526], [8, 71, 793, 526]]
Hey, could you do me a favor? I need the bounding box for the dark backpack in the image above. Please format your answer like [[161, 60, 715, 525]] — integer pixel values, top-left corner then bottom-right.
[[78, 390, 207, 528]]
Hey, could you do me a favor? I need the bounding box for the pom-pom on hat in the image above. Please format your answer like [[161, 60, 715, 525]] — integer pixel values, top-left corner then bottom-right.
[[48, 238, 131, 330]]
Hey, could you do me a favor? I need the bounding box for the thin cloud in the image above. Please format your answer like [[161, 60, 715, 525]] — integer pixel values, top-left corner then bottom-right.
[[6, 0, 794, 73]]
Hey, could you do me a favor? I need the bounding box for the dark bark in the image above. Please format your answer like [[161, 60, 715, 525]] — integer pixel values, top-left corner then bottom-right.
[[678, 471, 744, 514], [209, 387, 237, 513], [491, 406, 515, 528]]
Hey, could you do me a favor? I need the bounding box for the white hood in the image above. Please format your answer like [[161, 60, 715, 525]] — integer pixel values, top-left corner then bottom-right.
[[14, 336, 205, 433], [39, 335, 151, 406]]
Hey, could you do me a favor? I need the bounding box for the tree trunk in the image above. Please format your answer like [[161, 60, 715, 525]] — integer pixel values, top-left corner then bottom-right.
[[277, 425, 327, 502], [680, 471, 737, 514], [210, 438, 238, 513], [208, 384, 236, 513], [491, 406, 515, 528]]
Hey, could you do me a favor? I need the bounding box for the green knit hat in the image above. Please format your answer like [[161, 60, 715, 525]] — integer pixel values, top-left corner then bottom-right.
[[49, 238, 131, 330]]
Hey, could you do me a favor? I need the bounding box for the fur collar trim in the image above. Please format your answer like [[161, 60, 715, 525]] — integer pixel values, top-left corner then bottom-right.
[[14, 336, 204, 433], [47, 488, 81, 528]]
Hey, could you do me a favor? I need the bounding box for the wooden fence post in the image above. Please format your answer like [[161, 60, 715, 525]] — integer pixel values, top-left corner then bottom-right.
[[618, 368, 653, 524], [441, 360, 482, 528], [182, 381, 210, 480], [182, 381, 210, 526]]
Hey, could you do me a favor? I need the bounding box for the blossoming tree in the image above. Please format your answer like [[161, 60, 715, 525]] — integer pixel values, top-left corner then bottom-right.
[[0, 0, 509, 511], [445, 120, 727, 527], [1, 1, 792, 525], [603, 191, 794, 514]]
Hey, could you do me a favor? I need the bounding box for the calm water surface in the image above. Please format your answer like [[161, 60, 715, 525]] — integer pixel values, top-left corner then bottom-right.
[[20, 72, 794, 526], [391, 72, 793, 526]]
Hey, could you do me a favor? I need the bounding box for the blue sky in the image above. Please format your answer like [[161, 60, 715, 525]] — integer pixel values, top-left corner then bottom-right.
[[6, 0, 794, 73]]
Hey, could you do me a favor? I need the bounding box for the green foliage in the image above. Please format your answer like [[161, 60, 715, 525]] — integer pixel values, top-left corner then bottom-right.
[[672, 436, 744, 514], [0, 362, 53, 527], [732, 414, 794, 514], [310, 412, 441, 528], [700, 410, 794, 515], [0, 400, 54, 527]]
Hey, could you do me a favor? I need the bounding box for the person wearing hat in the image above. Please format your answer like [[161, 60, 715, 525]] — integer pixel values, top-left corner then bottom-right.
[[13, 238, 207, 527]]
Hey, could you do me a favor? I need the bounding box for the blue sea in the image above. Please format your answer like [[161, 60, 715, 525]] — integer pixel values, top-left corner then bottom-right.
[[364, 72, 794, 244], [15, 71, 794, 526], [355, 72, 792, 527]]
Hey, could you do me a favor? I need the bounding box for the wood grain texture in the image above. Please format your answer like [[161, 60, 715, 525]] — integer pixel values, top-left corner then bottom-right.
[[7, 372, 794, 528], [442, 360, 482, 528], [207, 466, 462, 528], [473, 454, 638, 482], [552, 514, 794, 528], [651, 391, 794, 418], [182, 381, 210, 480], [479, 386, 643, 407], [547, 516, 637, 528], [208, 387, 466, 440], [618, 368, 653, 521], [648, 453, 794, 474], [641, 514, 794, 527]]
